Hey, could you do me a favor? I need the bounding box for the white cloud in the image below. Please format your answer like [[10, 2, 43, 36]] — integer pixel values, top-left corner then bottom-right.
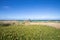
[[39, 16, 58, 19]]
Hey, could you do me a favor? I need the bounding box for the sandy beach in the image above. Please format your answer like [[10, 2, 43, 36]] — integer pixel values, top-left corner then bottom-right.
[[0, 21, 60, 29], [29, 22, 60, 29]]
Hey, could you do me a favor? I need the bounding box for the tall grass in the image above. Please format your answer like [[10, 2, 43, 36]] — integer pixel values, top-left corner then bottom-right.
[[0, 25, 60, 40]]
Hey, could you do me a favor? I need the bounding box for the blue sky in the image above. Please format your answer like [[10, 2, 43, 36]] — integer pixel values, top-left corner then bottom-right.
[[0, 0, 60, 20]]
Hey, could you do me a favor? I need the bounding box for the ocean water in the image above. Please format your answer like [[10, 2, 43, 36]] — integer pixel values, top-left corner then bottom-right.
[[18, 20, 60, 23], [31, 20, 48, 22]]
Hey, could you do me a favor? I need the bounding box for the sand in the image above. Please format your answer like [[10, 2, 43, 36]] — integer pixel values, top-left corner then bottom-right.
[[0, 21, 60, 29], [29, 22, 60, 29]]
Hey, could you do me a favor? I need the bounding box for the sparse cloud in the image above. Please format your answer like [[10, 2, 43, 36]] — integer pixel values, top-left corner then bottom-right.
[[3, 6, 10, 9], [39, 16, 58, 20]]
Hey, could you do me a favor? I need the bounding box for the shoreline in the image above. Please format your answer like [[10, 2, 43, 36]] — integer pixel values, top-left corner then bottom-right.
[[0, 21, 60, 29]]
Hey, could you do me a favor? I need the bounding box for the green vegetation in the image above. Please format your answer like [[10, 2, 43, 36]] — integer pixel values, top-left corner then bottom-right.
[[0, 25, 60, 40]]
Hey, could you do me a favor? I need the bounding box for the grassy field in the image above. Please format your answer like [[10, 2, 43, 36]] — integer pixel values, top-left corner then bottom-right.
[[0, 25, 60, 40]]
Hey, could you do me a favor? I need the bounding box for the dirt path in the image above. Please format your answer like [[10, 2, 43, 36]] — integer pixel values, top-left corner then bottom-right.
[[30, 22, 60, 29]]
